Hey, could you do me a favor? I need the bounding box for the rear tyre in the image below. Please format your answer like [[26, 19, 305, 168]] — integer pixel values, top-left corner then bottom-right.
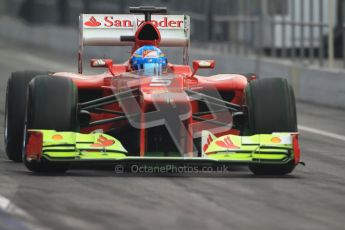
[[245, 78, 297, 175], [24, 75, 78, 173], [5, 71, 50, 162]]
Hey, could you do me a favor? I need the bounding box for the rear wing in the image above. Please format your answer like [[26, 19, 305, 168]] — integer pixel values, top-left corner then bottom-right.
[[78, 14, 190, 73]]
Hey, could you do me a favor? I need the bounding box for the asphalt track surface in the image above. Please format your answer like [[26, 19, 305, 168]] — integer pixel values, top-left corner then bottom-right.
[[0, 38, 345, 230]]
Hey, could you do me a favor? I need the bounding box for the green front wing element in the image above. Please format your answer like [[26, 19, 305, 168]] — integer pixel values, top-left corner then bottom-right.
[[29, 130, 128, 161], [29, 130, 297, 164], [201, 130, 297, 164]]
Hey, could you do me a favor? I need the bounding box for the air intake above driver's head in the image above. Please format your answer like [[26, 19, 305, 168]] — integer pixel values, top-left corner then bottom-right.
[[137, 24, 160, 40]]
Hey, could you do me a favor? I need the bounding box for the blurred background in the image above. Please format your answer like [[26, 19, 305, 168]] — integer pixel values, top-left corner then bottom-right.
[[0, 0, 344, 108], [2, 0, 345, 67]]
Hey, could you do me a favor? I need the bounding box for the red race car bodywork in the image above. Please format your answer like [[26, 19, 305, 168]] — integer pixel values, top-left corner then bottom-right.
[[51, 7, 251, 156]]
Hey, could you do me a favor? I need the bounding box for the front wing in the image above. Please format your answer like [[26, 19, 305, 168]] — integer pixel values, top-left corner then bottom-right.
[[25, 130, 300, 165]]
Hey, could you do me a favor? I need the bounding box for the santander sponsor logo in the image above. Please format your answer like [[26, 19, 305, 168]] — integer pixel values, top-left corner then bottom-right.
[[104, 16, 133, 27], [215, 136, 239, 149], [90, 135, 115, 147], [84, 16, 101, 27], [84, 16, 183, 28]]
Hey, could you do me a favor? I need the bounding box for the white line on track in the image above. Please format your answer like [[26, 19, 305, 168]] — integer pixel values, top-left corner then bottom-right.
[[0, 195, 10, 210], [298, 125, 345, 142], [0, 194, 31, 219], [0, 194, 49, 230]]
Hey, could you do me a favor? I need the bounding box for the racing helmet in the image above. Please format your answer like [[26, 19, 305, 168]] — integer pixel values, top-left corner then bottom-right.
[[130, 45, 167, 75]]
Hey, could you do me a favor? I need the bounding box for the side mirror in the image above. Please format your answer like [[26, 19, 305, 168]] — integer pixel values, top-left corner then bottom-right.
[[190, 60, 215, 78], [90, 59, 113, 68]]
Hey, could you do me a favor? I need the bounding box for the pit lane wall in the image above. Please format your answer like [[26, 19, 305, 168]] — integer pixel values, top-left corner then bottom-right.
[[1, 16, 344, 109]]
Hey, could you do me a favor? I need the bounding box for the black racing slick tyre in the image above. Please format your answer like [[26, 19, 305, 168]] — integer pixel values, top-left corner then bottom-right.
[[245, 78, 298, 175], [24, 75, 78, 173], [5, 71, 51, 162]]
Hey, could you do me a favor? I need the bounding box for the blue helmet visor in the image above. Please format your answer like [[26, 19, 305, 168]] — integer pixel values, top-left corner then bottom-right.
[[142, 63, 162, 76]]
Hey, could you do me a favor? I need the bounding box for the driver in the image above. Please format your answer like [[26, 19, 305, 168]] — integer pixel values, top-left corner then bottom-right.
[[130, 45, 167, 75]]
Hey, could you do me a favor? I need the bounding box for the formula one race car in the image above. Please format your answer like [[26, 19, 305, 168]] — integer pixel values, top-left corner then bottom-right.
[[4, 6, 300, 175]]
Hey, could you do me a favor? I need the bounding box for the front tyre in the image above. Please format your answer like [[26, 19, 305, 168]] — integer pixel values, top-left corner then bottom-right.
[[245, 78, 298, 175], [24, 75, 78, 173], [5, 71, 50, 162]]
